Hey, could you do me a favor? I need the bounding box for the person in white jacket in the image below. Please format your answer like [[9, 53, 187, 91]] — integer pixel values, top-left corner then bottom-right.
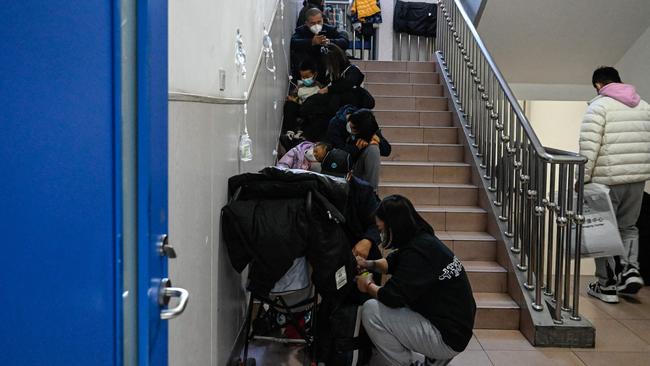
[[579, 66, 650, 303]]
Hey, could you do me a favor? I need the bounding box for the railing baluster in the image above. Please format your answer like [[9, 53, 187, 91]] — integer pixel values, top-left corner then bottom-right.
[[571, 166, 585, 320], [563, 164, 575, 311], [545, 163, 557, 296], [554, 163, 568, 323]]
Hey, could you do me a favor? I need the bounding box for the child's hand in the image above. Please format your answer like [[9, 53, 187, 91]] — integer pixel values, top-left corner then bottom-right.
[[318, 87, 329, 94], [287, 95, 298, 103], [371, 134, 380, 145], [355, 139, 369, 149]]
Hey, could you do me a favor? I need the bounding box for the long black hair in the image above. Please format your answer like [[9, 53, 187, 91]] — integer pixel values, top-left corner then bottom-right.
[[323, 44, 350, 81], [374, 195, 435, 248]]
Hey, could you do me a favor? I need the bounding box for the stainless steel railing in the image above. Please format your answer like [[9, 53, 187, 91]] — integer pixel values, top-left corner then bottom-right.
[[394, 33, 436, 62], [436, 0, 588, 324]]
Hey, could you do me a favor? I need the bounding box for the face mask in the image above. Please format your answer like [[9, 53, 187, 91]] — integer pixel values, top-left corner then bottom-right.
[[305, 148, 317, 162], [346, 122, 353, 134], [380, 228, 393, 248], [309, 162, 322, 173], [309, 24, 323, 34], [302, 77, 315, 87]]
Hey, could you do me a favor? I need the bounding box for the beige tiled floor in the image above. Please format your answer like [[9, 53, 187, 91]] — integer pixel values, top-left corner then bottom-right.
[[247, 282, 650, 366]]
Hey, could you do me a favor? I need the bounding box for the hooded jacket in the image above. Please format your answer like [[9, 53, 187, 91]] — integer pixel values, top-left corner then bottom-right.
[[579, 83, 650, 185], [222, 168, 357, 298], [325, 105, 392, 159], [277, 141, 316, 170]]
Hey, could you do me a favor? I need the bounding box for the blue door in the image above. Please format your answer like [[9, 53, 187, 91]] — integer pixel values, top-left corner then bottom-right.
[[0, 1, 173, 365]]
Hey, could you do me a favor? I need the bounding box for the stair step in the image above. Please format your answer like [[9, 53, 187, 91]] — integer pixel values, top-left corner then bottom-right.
[[474, 292, 520, 330], [375, 110, 452, 127], [381, 126, 458, 144], [365, 71, 439, 84], [374, 96, 448, 111], [464, 261, 508, 293], [380, 161, 471, 184], [415, 205, 487, 232], [379, 182, 477, 206], [354, 60, 437, 72], [436, 231, 497, 262], [382, 143, 464, 162], [365, 83, 444, 97]]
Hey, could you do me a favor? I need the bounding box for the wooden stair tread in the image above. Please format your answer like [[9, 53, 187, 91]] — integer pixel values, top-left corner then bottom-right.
[[464, 261, 508, 273], [381, 161, 469, 167], [414, 205, 486, 213], [379, 182, 476, 189], [474, 292, 519, 309]]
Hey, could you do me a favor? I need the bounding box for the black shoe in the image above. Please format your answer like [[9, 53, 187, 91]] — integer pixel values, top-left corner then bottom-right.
[[618, 267, 645, 295], [587, 281, 619, 303]]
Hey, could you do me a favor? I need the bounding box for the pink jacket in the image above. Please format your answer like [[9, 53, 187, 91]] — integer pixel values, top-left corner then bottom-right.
[[277, 141, 315, 170]]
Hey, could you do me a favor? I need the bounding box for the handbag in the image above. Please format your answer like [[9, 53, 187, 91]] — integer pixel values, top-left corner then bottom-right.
[[572, 183, 625, 258]]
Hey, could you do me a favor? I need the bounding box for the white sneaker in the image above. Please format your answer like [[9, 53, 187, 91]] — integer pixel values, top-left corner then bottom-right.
[[587, 281, 619, 303], [617, 267, 645, 295]]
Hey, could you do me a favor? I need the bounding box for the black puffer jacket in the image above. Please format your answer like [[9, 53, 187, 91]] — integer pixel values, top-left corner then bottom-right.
[[393, 0, 437, 37], [222, 168, 357, 299]]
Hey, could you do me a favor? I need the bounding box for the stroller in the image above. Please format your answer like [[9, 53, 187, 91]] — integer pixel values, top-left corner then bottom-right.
[[241, 257, 319, 366], [222, 168, 358, 366]]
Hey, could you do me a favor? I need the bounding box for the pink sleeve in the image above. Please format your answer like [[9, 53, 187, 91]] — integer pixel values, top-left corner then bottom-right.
[[277, 148, 297, 169]]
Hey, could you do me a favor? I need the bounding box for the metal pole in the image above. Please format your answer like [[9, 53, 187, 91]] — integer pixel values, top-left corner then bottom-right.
[[553, 164, 568, 324], [571, 165, 585, 320], [563, 164, 575, 311], [545, 163, 556, 296]]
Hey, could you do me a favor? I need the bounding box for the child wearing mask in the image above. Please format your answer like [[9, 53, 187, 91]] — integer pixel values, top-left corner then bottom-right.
[[288, 60, 322, 105], [277, 141, 332, 173]]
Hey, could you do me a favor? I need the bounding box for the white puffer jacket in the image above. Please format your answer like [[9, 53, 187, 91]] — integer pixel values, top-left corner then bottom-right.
[[579, 86, 650, 185]]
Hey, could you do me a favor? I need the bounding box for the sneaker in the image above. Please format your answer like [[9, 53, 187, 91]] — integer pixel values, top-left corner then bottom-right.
[[617, 267, 645, 295], [587, 281, 619, 303]]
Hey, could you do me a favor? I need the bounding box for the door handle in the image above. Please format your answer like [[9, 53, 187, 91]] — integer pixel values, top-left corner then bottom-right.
[[157, 234, 177, 258], [158, 278, 189, 320]]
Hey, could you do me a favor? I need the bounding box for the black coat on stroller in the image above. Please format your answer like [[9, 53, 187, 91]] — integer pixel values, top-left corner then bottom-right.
[[222, 167, 358, 301]]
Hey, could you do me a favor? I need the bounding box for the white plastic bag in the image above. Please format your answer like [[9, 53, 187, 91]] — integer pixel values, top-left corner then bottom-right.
[[574, 183, 624, 258]]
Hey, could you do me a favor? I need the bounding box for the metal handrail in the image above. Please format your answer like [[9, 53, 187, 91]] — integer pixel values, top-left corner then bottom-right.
[[436, 0, 587, 324], [443, 0, 586, 165]]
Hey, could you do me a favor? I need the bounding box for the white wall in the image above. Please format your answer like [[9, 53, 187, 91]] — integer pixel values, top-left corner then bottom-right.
[[170, 0, 300, 98], [616, 25, 650, 102], [168, 1, 299, 365]]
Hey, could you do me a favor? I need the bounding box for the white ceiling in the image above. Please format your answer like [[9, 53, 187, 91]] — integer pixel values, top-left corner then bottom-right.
[[477, 0, 650, 85]]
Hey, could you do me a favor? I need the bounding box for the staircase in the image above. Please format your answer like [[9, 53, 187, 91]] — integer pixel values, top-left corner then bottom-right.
[[356, 60, 520, 330]]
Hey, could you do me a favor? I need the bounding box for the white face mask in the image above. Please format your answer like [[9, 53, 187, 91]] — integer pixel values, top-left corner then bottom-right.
[[305, 148, 317, 162], [346, 122, 353, 134], [309, 24, 323, 34]]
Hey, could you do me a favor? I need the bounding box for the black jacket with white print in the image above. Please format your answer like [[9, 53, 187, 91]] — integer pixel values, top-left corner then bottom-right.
[[378, 231, 477, 352]]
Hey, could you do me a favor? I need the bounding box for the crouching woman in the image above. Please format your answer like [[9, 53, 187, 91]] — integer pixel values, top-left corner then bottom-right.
[[356, 195, 476, 366]]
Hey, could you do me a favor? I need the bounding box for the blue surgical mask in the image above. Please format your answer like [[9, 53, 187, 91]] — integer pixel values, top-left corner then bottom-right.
[[302, 77, 315, 87]]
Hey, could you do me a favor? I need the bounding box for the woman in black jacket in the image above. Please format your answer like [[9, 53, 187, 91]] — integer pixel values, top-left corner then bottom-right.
[[356, 195, 477, 366], [318, 44, 367, 111]]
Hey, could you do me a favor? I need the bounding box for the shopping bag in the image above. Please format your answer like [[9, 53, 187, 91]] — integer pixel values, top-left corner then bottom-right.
[[573, 183, 625, 258]]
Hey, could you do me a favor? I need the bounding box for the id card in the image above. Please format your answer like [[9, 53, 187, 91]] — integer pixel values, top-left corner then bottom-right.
[[335, 266, 347, 290]]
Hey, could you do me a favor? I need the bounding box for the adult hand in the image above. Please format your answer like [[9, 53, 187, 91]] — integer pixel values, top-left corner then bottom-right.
[[356, 272, 374, 293], [356, 256, 369, 271], [312, 35, 327, 46], [287, 95, 298, 103], [355, 139, 369, 149], [318, 87, 329, 94], [370, 134, 380, 145], [353, 239, 372, 259]]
